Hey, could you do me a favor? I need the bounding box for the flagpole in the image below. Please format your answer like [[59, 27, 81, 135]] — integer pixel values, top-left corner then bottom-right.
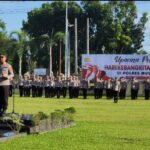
[[65, 1, 69, 77]]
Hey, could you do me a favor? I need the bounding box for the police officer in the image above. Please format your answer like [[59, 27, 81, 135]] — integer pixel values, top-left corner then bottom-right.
[[31, 76, 37, 98], [105, 78, 113, 99], [94, 77, 99, 99], [44, 76, 50, 98], [68, 76, 74, 99], [0, 53, 14, 116], [73, 76, 80, 98], [39, 76, 44, 97], [50, 77, 55, 98], [143, 78, 150, 100], [36, 76, 40, 97], [98, 78, 104, 99], [18, 75, 24, 97], [27, 76, 31, 97], [61, 76, 68, 98], [23, 76, 28, 97], [119, 77, 127, 100], [131, 77, 139, 100], [81, 77, 88, 99], [113, 78, 120, 103], [55, 76, 62, 98]]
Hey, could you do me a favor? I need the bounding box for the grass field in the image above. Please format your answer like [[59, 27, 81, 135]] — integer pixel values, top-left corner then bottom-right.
[[0, 96, 150, 150]]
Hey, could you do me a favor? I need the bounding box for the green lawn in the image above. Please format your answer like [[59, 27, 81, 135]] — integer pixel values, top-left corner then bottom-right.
[[0, 96, 150, 150]]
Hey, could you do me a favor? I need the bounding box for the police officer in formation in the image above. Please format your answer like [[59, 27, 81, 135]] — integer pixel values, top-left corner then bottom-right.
[[55, 77, 62, 99], [131, 77, 139, 100], [44, 76, 50, 98], [31, 75, 37, 97], [94, 77, 104, 99], [61, 76, 68, 98], [73, 76, 80, 98], [113, 78, 121, 103], [143, 78, 150, 100], [68, 76, 74, 99], [105, 78, 113, 99], [16, 73, 150, 101], [119, 77, 127, 100], [18, 75, 24, 97], [81, 77, 88, 99]]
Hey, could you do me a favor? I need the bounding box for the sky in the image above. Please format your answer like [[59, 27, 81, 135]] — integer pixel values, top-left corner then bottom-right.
[[0, 1, 150, 52]]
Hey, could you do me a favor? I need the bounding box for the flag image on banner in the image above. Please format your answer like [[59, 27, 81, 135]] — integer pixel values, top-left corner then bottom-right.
[[82, 54, 150, 80]]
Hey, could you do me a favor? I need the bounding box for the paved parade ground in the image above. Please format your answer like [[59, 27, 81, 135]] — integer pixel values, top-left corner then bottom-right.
[[0, 96, 150, 150]]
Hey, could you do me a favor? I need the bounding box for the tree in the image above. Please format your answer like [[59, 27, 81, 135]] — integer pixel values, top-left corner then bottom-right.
[[39, 29, 56, 76], [54, 31, 65, 75], [0, 19, 8, 53], [23, 1, 82, 74], [22, 1, 148, 74], [10, 31, 29, 76]]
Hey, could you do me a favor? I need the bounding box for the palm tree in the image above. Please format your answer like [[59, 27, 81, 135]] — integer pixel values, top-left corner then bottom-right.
[[10, 30, 29, 76], [54, 32, 65, 75], [40, 30, 55, 77], [0, 19, 7, 53], [0, 19, 5, 31]]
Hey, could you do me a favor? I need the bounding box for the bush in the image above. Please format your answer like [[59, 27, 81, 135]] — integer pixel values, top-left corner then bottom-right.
[[0, 113, 24, 133], [64, 107, 76, 114], [37, 112, 48, 120]]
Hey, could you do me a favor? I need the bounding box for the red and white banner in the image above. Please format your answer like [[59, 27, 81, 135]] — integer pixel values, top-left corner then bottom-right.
[[82, 54, 150, 80]]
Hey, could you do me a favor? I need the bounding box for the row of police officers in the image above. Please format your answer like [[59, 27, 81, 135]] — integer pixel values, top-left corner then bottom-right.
[[17, 75, 150, 101]]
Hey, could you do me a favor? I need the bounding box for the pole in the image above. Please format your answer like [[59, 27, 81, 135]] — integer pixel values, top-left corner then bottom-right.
[[75, 18, 78, 75], [59, 39, 62, 75], [50, 29, 53, 77], [65, 2, 69, 77], [87, 18, 89, 54], [68, 31, 70, 77], [49, 43, 52, 77], [12, 80, 15, 113]]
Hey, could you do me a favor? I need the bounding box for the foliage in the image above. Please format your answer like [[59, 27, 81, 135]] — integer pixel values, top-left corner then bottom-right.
[[22, 1, 148, 75], [0, 113, 24, 133], [0, 1, 149, 75], [21, 108, 75, 128], [64, 107, 76, 114], [37, 111, 48, 120], [10, 30, 30, 76]]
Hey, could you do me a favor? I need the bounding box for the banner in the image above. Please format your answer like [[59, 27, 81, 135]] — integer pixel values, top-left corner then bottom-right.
[[34, 68, 46, 75], [82, 54, 150, 80]]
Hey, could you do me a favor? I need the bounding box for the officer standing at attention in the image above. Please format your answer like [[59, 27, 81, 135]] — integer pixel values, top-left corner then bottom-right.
[[131, 77, 139, 100], [50, 77, 55, 97], [55, 76, 62, 98], [97, 78, 104, 99], [113, 78, 120, 103], [81, 77, 88, 99], [61, 76, 68, 98], [143, 78, 150, 100], [44, 76, 50, 98], [119, 77, 127, 100], [105, 78, 113, 99], [68, 76, 74, 99], [23, 76, 28, 97], [18, 75, 24, 97], [0, 53, 14, 116], [31, 76, 37, 98], [94, 77, 99, 99]]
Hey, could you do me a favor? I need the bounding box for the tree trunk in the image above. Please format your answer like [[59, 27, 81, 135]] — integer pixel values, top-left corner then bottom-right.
[[49, 43, 52, 77], [59, 40, 62, 75], [19, 57, 22, 77]]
